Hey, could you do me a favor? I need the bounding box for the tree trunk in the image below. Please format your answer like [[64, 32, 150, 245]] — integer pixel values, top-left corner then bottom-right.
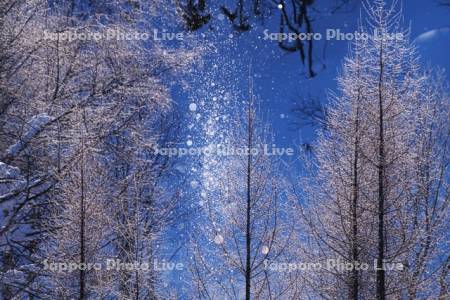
[[245, 99, 253, 300], [376, 42, 386, 300], [79, 138, 86, 300], [350, 103, 360, 300]]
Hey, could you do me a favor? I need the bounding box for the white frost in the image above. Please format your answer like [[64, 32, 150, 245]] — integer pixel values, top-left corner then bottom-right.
[[5, 114, 53, 158]]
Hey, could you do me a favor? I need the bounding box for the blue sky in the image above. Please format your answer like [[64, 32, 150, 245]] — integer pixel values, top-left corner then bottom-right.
[[173, 0, 449, 160]]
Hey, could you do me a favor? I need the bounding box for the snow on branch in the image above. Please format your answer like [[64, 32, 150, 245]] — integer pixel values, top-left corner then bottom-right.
[[3, 114, 54, 160]]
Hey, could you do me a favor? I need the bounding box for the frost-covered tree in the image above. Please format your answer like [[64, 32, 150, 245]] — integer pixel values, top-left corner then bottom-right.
[[190, 78, 299, 299], [301, 1, 449, 299], [44, 118, 112, 299], [299, 29, 376, 299], [401, 71, 449, 299], [105, 113, 184, 299], [0, 0, 200, 297], [360, 2, 424, 298]]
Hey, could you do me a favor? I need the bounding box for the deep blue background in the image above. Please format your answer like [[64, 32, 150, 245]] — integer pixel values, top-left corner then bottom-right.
[[175, 0, 450, 153]]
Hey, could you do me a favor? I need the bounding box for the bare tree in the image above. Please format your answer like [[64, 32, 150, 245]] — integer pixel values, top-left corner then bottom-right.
[[190, 76, 299, 299], [0, 0, 200, 297], [299, 28, 375, 299], [44, 116, 112, 299], [402, 71, 450, 299], [105, 113, 183, 299], [300, 1, 449, 299]]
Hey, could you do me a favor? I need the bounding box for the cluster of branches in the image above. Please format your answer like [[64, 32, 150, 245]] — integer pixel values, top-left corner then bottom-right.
[[298, 1, 450, 299], [189, 78, 301, 299], [0, 0, 198, 298]]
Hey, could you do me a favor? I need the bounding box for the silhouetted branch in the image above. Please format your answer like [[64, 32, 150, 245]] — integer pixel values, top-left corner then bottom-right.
[[176, 0, 356, 77], [292, 94, 327, 129]]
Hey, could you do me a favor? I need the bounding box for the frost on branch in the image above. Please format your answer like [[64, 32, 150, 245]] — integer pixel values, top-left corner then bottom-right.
[[4, 114, 53, 160]]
